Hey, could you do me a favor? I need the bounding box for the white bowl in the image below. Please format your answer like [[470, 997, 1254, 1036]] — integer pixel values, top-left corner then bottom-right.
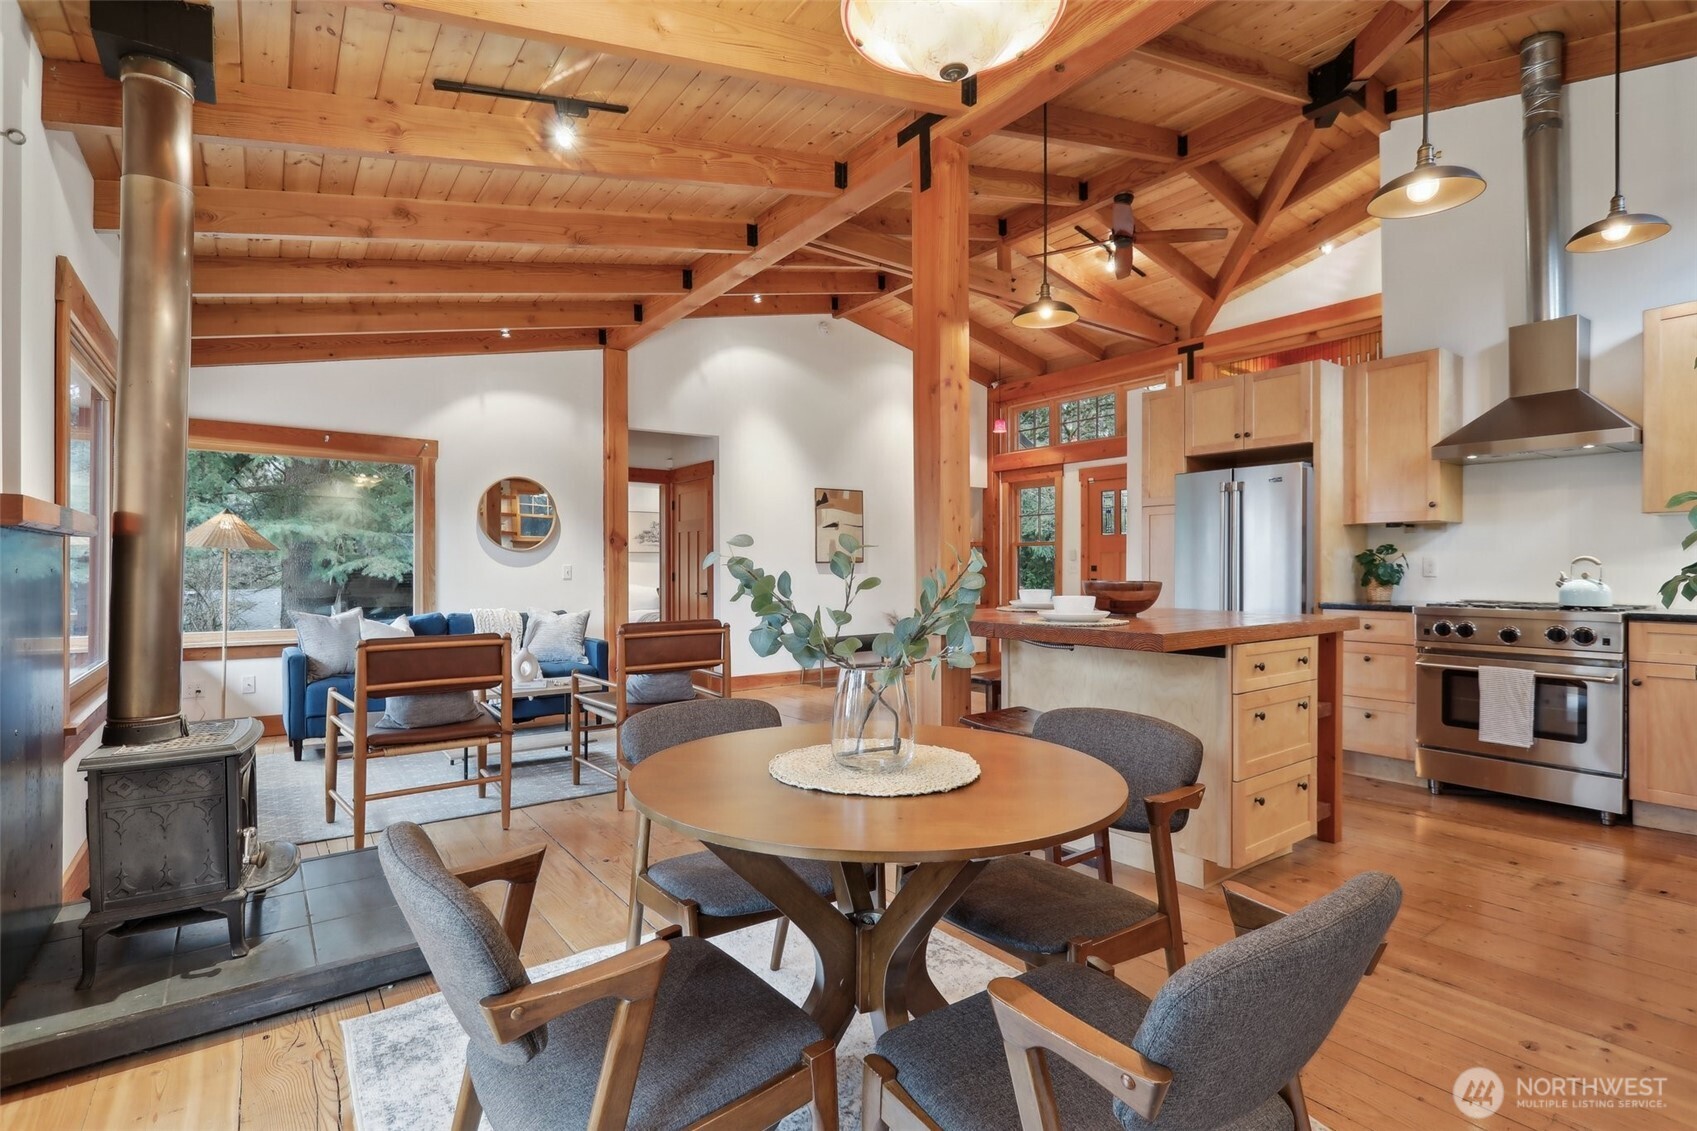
[[1049, 595, 1099, 616], [1018, 588, 1053, 605]]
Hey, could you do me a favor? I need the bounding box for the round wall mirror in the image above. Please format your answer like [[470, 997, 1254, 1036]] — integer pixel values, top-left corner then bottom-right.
[[479, 478, 556, 551]]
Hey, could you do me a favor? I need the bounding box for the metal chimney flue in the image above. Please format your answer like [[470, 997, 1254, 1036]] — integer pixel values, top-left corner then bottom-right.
[[1520, 32, 1566, 323], [102, 54, 197, 745]]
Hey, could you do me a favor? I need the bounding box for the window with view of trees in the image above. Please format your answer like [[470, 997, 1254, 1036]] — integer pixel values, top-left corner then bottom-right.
[[1060, 392, 1118, 443], [1016, 405, 1050, 450], [182, 423, 436, 636], [1012, 479, 1058, 590]]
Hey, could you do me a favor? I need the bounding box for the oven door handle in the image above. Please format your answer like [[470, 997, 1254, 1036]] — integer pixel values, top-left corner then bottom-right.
[[1414, 660, 1620, 684]]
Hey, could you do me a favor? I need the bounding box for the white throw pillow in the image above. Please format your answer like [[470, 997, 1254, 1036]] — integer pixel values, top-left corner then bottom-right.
[[292, 607, 365, 682], [523, 608, 591, 664], [359, 615, 415, 640]]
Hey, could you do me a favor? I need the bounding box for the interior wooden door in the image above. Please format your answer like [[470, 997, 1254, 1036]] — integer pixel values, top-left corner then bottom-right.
[[1080, 470, 1128, 585], [669, 462, 714, 621]]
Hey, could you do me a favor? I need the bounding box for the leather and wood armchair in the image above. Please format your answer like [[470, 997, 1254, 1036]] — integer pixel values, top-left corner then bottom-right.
[[863, 871, 1402, 1131], [569, 619, 732, 809], [943, 708, 1205, 974], [325, 633, 512, 849], [378, 822, 838, 1131]]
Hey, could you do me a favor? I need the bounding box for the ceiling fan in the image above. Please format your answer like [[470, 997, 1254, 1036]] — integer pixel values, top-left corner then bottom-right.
[[1038, 192, 1228, 280]]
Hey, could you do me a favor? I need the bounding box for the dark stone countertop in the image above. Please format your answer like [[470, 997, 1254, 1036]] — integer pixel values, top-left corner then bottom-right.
[[1319, 601, 1417, 613], [1622, 608, 1697, 623]]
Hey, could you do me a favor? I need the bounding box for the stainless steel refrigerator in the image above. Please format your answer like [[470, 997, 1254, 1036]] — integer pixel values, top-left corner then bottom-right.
[[1173, 463, 1314, 613]]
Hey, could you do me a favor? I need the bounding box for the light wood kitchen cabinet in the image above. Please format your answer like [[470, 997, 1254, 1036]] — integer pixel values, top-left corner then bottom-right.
[[1643, 301, 1697, 514], [1141, 386, 1187, 505], [1141, 505, 1175, 608], [1629, 623, 1697, 810], [1231, 758, 1317, 867], [1344, 349, 1463, 524], [1185, 364, 1314, 457], [1339, 612, 1416, 760]]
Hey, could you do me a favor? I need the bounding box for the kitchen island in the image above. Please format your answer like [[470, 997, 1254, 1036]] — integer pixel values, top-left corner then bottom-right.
[[968, 608, 1358, 885]]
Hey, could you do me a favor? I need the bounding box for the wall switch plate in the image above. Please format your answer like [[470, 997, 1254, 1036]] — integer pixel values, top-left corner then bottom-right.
[[1422, 556, 1438, 578], [561, 564, 573, 581], [240, 675, 257, 694]]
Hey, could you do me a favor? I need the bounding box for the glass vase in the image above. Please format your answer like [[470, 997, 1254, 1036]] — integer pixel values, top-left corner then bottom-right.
[[831, 665, 915, 772]]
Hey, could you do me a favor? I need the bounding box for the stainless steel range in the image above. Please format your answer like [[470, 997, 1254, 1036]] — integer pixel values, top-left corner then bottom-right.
[[1414, 601, 1644, 823]]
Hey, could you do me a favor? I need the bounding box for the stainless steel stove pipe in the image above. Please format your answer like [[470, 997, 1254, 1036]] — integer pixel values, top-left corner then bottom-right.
[[104, 55, 195, 745], [1520, 32, 1567, 324]]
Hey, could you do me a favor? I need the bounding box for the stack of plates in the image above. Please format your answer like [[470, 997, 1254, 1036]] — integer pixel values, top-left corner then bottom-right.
[[1005, 599, 1053, 611], [1035, 610, 1111, 624]]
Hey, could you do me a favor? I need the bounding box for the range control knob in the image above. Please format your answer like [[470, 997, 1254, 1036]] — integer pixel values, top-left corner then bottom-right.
[[1431, 621, 1453, 637], [1455, 622, 1477, 639], [1571, 626, 1598, 646], [1498, 626, 1522, 644], [1545, 626, 1569, 643]]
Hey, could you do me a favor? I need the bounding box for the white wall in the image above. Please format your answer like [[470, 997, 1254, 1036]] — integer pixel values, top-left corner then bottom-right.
[[188, 350, 607, 715], [1378, 57, 1697, 605], [1214, 228, 1382, 334], [628, 315, 924, 675]]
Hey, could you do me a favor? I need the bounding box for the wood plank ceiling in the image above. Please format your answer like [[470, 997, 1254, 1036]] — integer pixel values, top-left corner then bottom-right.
[[23, 0, 1697, 377]]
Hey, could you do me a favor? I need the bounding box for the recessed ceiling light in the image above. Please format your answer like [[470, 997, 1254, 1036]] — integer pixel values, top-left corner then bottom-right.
[[1581, 443, 1596, 449], [1466, 454, 1479, 460], [753, 293, 763, 304], [500, 328, 511, 339], [1320, 240, 1336, 255]]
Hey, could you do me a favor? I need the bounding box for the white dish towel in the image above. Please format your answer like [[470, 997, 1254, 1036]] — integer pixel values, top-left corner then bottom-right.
[[1477, 665, 1537, 748]]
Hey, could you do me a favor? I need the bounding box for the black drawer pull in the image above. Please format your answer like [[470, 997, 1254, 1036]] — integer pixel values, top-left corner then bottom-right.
[[1254, 711, 1266, 721], [1254, 661, 1266, 671], [1362, 655, 1373, 663], [1363, 622, 1373, 630], [1298, 655, 1310, 665], [1298, 781, 1310, 791], [1364, 711, 1374, 719], [1254, 796, 1266, 806], [1298, 700, 1310, 710], [1631, 678, 1643, 686]]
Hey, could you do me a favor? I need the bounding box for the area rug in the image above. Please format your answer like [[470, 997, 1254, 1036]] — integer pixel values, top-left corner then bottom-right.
[[257, 733, 619, 847]]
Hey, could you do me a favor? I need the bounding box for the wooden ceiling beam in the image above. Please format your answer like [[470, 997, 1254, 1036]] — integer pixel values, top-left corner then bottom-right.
[[1132, 26, 1310, 105], [847, 306, 998, 386], [1040, 258, 1180, 342], [1187, 163, 1258, 226], [191, 328, 603, 367], [815, 223, 920, 273], [1051, 325, 1109, 364], [1287, 134, 1380, 211], [1190, 120, 1322, 336], [1428, 1, 1562, 40], [93, 182, 752, 253], [970, 165, 1086, 205], [998, 106, 1180, 162], [855, 207, 1001, 243], [378, 0, 964, 116], [191, 258, 689, 297], [974, 253, 1179, 345], [833, 287, 911, 320], [729, 269, 891, 296], [1396, 14, 1697, 117], [43, 61, 838, 195], [1351, 0, 1451, 81], [613, 0, 1205, 350], [1241, 189, 1376, 290], [952, 309, 1050, 376], [191, 299, 640, 338], [692, 296, 837, 318], [1134, 242, 1216, 302]]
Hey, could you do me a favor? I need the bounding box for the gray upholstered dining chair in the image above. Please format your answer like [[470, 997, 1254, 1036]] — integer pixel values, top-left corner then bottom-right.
[[623, 698, 843, 967], [378, 821, 838, 1131], [944, 707, 1206, 974], [863, 871, 1402, 1131]]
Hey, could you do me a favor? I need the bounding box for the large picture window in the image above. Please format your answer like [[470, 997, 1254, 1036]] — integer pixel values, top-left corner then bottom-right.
[[55, 258, 117, 703], [185, 422, 437, 642]]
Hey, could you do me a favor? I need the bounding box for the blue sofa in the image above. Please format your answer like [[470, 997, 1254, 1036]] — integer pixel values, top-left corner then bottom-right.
[[282, 611, 609, 759]]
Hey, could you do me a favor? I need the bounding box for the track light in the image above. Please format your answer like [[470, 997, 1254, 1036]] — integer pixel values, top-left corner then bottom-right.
[[550, 112, 576, 149]]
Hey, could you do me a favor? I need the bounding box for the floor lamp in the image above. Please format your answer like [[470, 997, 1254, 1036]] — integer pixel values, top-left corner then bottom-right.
[[185, 509, 279, 719]]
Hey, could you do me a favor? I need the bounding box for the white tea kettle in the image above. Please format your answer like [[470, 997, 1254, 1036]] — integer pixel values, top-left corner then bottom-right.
[[1556, 555, 1613, 608]]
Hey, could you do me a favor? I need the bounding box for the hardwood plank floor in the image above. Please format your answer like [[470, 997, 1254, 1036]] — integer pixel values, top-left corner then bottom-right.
[[3, 685, 1693, 1130]]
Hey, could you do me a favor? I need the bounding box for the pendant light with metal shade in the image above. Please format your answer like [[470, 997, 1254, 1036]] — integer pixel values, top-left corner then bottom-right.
[[1368, 0, 1486, 219], [1566, 1, 1670, 252], [1012, 104, 1079, 330]]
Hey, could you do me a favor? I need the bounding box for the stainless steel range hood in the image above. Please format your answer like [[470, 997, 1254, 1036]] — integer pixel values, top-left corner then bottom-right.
[[1432, 32, 1643, 464]]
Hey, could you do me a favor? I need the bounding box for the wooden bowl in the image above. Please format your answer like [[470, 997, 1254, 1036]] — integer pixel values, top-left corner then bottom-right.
[[1083, 580, 1163, 616]]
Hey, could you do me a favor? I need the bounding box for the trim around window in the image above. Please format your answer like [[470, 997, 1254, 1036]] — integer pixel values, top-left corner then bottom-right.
[[187, 419, 439, 641]]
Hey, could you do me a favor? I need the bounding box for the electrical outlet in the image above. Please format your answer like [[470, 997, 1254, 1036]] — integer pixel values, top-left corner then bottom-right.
[[561, 563, 573, 581], [1422, 556, 1438, 578], [184, 686, 205, 700], [240, 675, 257, 695]]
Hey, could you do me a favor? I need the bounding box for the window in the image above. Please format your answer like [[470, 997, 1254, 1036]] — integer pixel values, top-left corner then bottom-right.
[[1060, 392, 1118, 443], [184, 422, 438, 641], [1016, 406, 1050, 449], [55, 258, 117, 702], [1010, 477, 1059, 590]]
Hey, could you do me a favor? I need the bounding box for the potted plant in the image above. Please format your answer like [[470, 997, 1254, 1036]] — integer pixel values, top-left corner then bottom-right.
[[1660, 491, 1697, 607], [1355, 543, 1410, 604], [706, 533, 985, 771]]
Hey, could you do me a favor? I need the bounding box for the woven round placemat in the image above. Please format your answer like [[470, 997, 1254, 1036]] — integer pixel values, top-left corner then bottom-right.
[[768, 743, 982, 797], [1018, 616, 1131, 627]]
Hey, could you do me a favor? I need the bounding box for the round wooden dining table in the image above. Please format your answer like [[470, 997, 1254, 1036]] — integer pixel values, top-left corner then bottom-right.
[[625, 722, 1129, 1040]]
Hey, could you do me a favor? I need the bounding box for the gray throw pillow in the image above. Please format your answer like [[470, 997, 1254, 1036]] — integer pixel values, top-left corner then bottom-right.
[[523, 608, 590, 664], [626, 671, 698, 704], [379, 692, 486, 730], [360, 614, 415, 640], [293, 607, 364, 682]]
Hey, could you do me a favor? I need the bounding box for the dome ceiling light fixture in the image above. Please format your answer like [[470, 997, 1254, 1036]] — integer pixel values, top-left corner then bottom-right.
[[1367, 0, 1486, 219], [842, 0, 1066, 84], [1566, 0, 1671, 252], [1012, 103, 1079, 330]]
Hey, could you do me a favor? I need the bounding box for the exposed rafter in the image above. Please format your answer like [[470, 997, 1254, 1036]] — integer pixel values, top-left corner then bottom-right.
[[191, 328, 603, 367], [191, 299, 640, 338], [998, 106, 1180, 162], [1242, 189, 1376, 290], [191, 259, 692, 298], [1132, 26, 1310, 104]]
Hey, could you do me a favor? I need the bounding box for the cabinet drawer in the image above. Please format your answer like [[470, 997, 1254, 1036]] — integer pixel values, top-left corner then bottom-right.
[[1631, 622, 1697, 666], [1231, 759, 1317, 867], [1232, 636, 1318, 693], [1232, 681, 1317, 780], [1343, 612, 1415, 647], [1342, 642, 1414, 701], [1341, 696, 1414, 760]]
